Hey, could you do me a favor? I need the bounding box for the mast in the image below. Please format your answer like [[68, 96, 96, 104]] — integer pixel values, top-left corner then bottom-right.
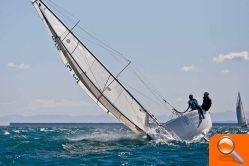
[[32, 0, 162, 134], [36, 0, 151, 115]]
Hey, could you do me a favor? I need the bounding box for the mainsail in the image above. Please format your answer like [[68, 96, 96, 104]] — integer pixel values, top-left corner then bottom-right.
[[32, 0, 161, 134], [236, 92, 247, 127]]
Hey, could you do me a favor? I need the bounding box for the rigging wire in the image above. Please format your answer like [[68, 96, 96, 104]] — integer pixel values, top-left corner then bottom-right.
[[46, 0, 132, 80], [128, 65, 180, 114], [46, 0, 130, 64], [122, 82, 163, 105], [45, 0, 181, 116], [47, 0, 78, 22]]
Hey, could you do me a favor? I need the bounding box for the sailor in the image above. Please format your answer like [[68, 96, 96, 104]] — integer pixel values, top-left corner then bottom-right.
[[201, 92, 212, 111], [186, 94, 205, 119]]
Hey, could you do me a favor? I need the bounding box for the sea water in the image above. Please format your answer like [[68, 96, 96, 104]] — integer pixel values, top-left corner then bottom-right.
[[0, 123, 248, 165]]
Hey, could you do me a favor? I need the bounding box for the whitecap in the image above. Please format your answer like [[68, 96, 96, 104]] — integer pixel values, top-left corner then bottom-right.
[[40, 128, 55, 132], [40, 128, 45, 132], [118, 151, 131, 157], [13, 130, 20, 133], [3, 131, 10, 135]]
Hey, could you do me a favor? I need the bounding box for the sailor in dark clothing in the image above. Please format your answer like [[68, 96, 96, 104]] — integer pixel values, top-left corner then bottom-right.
[[186, 94, 205, 119], [201, 92, 212, 111]]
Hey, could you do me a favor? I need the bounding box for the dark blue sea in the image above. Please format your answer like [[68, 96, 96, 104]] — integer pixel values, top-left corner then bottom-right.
[[0, 123, 248, 165]]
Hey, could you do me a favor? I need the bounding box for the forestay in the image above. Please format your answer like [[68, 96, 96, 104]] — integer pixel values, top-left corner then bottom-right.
[[32, 0, 156, 134]]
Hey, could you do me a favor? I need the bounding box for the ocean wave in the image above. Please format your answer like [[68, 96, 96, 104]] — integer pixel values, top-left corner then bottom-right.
[[62, 143, 116, 154], [1, 124, 249, 165], [65, 130, 141, 142]]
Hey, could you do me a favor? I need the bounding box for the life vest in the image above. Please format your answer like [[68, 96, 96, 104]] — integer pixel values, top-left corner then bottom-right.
[[202, 97, 212, 111], [188, 99, 199, 110]]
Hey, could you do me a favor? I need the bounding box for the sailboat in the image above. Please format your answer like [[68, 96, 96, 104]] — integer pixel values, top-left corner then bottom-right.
[[32, 0, 212, 141], [236, 92, 247, 128]]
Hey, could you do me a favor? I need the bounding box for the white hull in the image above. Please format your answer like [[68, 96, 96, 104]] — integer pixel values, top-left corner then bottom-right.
[[32, 0, 212, 142], [165, 110, 212, 140]]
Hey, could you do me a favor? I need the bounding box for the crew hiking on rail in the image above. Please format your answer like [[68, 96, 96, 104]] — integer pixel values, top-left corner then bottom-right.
[[185, 94, 205, 119]]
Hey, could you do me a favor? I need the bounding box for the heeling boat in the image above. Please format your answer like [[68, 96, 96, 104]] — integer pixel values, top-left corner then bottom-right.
[[32, 0, 212, 141], [236, 92, 247, 128]]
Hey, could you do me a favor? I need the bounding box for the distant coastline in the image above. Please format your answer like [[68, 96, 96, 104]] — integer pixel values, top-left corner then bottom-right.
[[5, 122, 240, 128], [0, 111, 242, 126]]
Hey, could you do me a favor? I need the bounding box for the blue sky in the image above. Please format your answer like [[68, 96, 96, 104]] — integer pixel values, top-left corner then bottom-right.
[[0, 0, 249, 122]]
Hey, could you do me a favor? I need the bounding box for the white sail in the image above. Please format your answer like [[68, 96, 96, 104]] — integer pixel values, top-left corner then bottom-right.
[[236, 92, 247, 127], [32, 0, 213, 141], [31, 0, 159, 134]]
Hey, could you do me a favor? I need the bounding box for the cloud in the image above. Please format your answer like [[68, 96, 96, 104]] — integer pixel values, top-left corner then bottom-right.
[[213, 51, 249, 63], [181, 65, 195, 72], [221, 69, 230, 73], [7, 62, 30, 70], [27, 99, 86, 110]]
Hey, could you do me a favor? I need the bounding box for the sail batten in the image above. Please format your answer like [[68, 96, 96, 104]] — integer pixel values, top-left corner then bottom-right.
[[36, 0, 148, 112], [32, 0, 156, 134], [42, 7, 143, 133]]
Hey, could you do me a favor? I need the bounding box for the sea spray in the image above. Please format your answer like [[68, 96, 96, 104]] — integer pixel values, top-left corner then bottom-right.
[[0, 123, 247, 165]]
